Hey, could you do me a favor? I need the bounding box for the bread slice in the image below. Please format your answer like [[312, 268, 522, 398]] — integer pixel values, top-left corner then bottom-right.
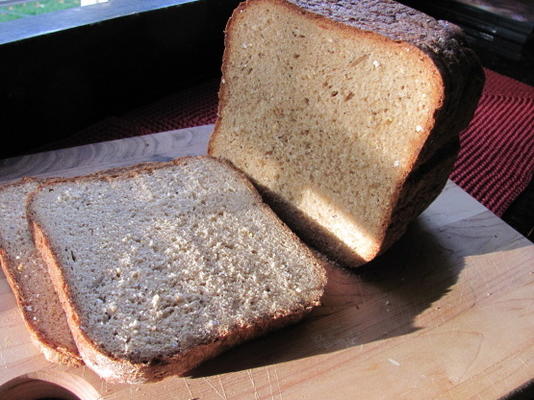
[[209, 0, 484, 266], [28, 156, 326, 383], [0, 178, 82, 366]]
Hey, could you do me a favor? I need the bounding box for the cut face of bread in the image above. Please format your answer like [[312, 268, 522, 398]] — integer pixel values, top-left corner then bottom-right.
[[28, 157, 326, 383], [0, 178, 82, 365], [209, 0, 484, 266]]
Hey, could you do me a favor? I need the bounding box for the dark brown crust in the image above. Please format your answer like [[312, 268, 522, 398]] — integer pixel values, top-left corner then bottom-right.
[[209, 0, 484, 266], [0, 177, 83, 366], [381, 140, 459, 251], [27, 156, 327, 383], [381, 29, 484, 255]]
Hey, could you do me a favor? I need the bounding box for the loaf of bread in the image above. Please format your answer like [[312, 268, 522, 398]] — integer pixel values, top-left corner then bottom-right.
[[0, 178, 82, 365], [28, 157, 326, 383], [209, 0, 484, 266]]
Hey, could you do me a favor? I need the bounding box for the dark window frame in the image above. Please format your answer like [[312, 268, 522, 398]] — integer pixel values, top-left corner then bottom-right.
[[0, 0, 240, 158]]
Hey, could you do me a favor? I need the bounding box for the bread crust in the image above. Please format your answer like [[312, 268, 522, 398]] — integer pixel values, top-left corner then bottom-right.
[[209, 0, 484, 266], [0, 177, 83, 366], [28, 156, 326, 383], [0, 246, 82, 366]]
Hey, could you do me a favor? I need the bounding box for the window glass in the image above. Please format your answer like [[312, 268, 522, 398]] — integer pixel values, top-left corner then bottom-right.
[[0, 0, 108, 23]]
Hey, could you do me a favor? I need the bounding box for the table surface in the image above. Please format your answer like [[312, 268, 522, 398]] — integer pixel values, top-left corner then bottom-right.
[[0, 125, 532, 400]]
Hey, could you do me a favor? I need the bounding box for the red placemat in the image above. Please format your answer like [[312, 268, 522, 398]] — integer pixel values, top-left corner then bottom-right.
[[450, 69, 534, 216], [46, 69, 533, 218]]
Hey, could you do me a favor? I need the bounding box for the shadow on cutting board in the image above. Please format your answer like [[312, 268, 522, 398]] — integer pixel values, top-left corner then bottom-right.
[[189, 210, 527, 377]]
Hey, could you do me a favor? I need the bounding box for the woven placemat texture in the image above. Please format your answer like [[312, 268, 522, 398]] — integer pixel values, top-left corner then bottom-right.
[[42, 69, 533, 218], [450, 69, 534, 216]]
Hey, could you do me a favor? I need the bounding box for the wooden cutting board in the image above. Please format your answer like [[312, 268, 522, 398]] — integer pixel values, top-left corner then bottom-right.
[[0, 125, 532, 400]]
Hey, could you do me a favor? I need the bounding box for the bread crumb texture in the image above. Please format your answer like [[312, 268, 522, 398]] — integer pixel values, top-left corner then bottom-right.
[[212, 0, 445, 261], [30, 158, 324, 363]]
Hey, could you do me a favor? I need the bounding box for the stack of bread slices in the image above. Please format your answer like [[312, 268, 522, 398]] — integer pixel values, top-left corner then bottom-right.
[[0, 0, 482, 384], [1, 158, 326, 383]]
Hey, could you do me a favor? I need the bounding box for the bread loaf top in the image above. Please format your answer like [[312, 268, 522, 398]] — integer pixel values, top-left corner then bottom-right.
[[287, 0, 464, 57]]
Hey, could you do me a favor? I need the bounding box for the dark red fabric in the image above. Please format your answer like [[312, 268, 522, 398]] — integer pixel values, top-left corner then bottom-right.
[[56, 69, 533, 217], [47, 79, 219, 150], [450, 69, 534, 216], [123, 80, 219, 133]]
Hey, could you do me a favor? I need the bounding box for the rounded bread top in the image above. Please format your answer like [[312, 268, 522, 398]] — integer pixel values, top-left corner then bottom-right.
[[287, 0, 465, 58]]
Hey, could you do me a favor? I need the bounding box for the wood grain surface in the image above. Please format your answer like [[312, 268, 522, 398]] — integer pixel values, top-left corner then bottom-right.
[[0, 125, 532, 400]]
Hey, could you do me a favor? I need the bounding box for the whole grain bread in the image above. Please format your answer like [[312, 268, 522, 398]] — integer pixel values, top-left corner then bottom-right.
[[209, 0, 484, 266], [0, 178, 82, 366], [28, 156, 326, 383]]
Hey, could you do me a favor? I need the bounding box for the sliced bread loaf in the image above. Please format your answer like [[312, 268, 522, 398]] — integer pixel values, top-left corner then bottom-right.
[[0, 178, 82, 365], [209, 0, 484, 266], [28, 156, 326, 383]]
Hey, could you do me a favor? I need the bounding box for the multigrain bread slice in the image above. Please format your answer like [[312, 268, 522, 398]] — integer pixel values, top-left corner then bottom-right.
[[209, 0, 484, 266], [0, 178, 82, 366], [28, 156, 326, 383]]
